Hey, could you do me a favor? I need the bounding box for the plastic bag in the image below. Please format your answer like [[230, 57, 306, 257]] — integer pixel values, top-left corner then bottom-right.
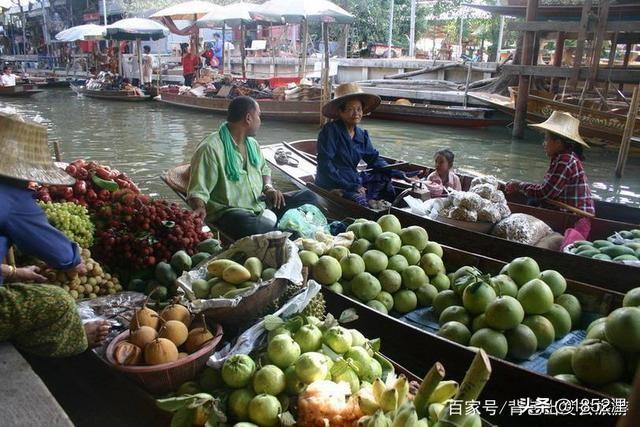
[[277, 204, 328, 238], [470, 175, 500, 189], [470, 183, 496, 200], [492, 213, 553, 245]]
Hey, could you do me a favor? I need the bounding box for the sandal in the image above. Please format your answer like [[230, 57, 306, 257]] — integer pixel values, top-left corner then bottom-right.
[[275, 148, 299, 167]]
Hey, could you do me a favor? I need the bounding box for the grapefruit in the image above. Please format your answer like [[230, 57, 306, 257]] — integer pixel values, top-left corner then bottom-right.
[[433, 290, 462, 317], [312, 256, 342, 285], [547, 346, 577, 376], [394, 290, 418, 313], [399, 226, 429, 251], [462, 281, 497, 315], [299, 250, 319, 267], [327, 246, 349, 261], [375, 232, 402, 256], [572, 339, 624, 386], [539, 270, 567, 297], [378, 269, 402, 293], [350, 238, 372, 255], [586, 319, 607, 341], [517, 279, 554, 314], [387, 254, 409, 272], [555, 293, 582, 326], [469, 328, 509, 358], [507, 257, 541, 287], [623, 287, 640, 307], [471, 314, 488, 332], [375, 291, 395, 311], [489, 275, 518, 298], [398, 245, 421, 265], [367, 300, 388, 314], [542, 304, 572, 338], [604, 306, 640, 352], [420, 253, 446, 276], [438, 321, 471, 345], [422, 241, 444, 258], [351, 272, 382, 302], [485, 296, 525, 330], [339, 254, 366, 280], [431, 273, 451, 292], [360, 221, 383, 242], [401, 265, 429, 290], [362, 250, 388, 274], [505, 324, 538, 360], [377, 214, 402, 234], [439, 305, 471, 327], [522, 315, 555, 350], [415, 283, 439, 307]]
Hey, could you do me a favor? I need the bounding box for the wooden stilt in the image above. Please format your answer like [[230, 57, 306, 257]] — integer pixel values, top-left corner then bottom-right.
[[587, 0, 610, 90], [550, 32, 566, 93], [299, 19, 309, 79], [512, 0, 539, 139], [569, 0, 592, 90], [320, 22, 330, 127], [620, 43, 631, 92], [614, 84, 640, 178], [240, 23, 246, 79], [603, 33, 617, 98]]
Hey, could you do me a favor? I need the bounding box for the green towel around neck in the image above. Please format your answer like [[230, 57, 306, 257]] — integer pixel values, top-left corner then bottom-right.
[[218, 122, 260, 181]]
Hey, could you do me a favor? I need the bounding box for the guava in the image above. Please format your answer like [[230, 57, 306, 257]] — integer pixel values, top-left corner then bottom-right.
[[344, 346, 372, 378], [248, 394, 282, 427], [351, 272, 382, 302], [401, 265, 429, 290], [222, 354, 256, 388], [420, 253, 446, 276], [323, 326, 353, 353], [505, 324, 537, 361], [539, 270, 567, 297], [507, 257, 541, 287], [253, 365, 286, 396], [485, 296, 524, 330], [398, 245, 421, 266], [438, 321, 471, 345], [228, 388, 255, 421], [313, 256, 342, 285], [284, 365, 306, 395], [469, 328, 508, 359], [378, 269, 402, 293], [605, 306, 640, 352], [547, 346, 576, 376], [439, 305, 471, 327], [333, 365, 360, 393], [294, 352, 330, 383], [375, 232, 402, 256], [393, 290, 418, 313], [517, 279, 554, 315], [462, 281, 497, 315], [362, 250, 389, 274], [267, 334, 301, 369], [522, 315, 555, 350], [294, 324, 323, 353], [572, 339, 624, 386], [361, 357, 383, 383], [340, 254, 366, 280]]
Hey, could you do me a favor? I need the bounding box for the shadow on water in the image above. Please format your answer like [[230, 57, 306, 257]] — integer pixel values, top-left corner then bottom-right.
[[2, 88, 639, 207]]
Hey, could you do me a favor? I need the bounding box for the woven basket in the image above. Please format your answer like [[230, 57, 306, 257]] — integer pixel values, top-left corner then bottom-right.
[[105, 323, 223, 395]]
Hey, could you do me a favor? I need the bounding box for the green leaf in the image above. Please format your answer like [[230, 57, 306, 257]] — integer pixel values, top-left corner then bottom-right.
[[339, 308, 359, 324], [264, 314, 284, 331], [368, 338, 381, 353], [321, 344, 341, 361], [205, 400, 227, 427], [187, 394, 214, 409], [374, 353, 396, 380], [171, 408, 194, 427], [285, 315, 304, 333], [156, 395, 197, 412]]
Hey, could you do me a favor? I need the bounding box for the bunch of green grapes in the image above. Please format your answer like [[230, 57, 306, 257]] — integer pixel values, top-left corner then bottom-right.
[[38, 201, 95, 248]]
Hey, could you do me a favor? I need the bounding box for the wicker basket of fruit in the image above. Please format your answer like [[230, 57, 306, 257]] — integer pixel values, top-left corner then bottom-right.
[[105, 302, 223, 395]]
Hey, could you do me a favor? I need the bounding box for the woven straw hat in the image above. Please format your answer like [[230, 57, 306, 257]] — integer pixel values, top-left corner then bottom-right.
[[0, 112, 75, 185], [529, 110, 589, 147], [322, 83, 381, 119], [164, 164, 190, 194]]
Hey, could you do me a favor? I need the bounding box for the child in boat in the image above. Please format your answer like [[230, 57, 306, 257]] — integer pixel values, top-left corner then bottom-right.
[[425, 148, 462, 196]]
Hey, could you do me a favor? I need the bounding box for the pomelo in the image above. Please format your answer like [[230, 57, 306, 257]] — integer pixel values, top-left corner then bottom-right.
[[431, 273, 451, 292], [312, 256, 342, 285], [604, 306, 640, 352], [433, 290, 462, 317], [542, 304, 572, 338], [522, 315, 555, 350], [367, 300, 388, 314], [398, 245, 421, 265], [327, 246, 350, 261], [422, 241, 444, 258], [340, 254, 366, 280], [507, 257, 541, 287], [489, 274, 518, 298], [587, 317, 606, 333], [547, 346, 576, 376], [394, 290, 418, 313], [471, 314, 488, 332], [469, 328, 509, 358], [377, 214, 402, 234], [387, 254, 409, 272], [485, 296, 525, 330], [248, 394, 281, 427], [462, 281, 497, 315], [323, 326, 353, 353], [346, 222, 363, 239], [375, 232, 402, 256], [505, 324, 538, 360], [253, 365, 286, 396], [351, 238, 372, 256], [362, 250, 388, 274], [375, 291, 395, 311], [572, 339, 624, 386], [586, 319, 608, 341], [539, 270, 567, 297], [401, 265, 429, 290], [623, 287, 640, 307], [555, 293, 582, 326], [378, 269, 402, 293], [360, 221, 383, 242], [420, 253, 446, 276], [293, 324, 323, 353], [351, 272, 382, 302], [517, 279, 554, 314], [399, 226, 429, 251], [438, 321, 471, 345], [267, 334, 301, 369], [415, 283, 439, 307], [439, 305, 471, 327]]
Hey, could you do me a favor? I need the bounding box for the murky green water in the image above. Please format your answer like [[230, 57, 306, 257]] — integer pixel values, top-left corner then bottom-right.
[[2, 88, 639, 207]]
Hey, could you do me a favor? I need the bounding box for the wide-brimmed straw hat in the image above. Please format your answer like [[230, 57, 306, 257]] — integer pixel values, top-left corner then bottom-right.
[[322, 83, 381, 119], [0, 111, 75, 185], [529, 110, 589, 148]]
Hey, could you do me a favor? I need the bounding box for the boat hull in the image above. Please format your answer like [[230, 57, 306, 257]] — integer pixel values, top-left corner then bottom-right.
[[0, 84, 43, 97], [71, 85, 151, 101], [370, 102, 510, 127]]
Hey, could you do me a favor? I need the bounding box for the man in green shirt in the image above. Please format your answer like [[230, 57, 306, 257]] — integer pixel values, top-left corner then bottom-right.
[[187, 96, 315, 239]]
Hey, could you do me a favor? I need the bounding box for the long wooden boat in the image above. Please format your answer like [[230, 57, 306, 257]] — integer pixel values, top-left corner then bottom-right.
[[469, 91, 640, 148], [0, 84, 43, 97], [322, 242, 626, 426], [370, 100, 510, 127], [70, 84, 152, 102], [262, 140, 640, 292]]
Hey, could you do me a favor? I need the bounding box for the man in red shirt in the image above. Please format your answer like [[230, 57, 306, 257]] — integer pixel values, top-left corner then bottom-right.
[[181, 44, 200, 87]]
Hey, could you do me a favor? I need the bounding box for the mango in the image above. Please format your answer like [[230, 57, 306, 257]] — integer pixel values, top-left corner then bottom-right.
[[244, 257, 263, 281], [207, 259, 239, 278], [223, 264, 252, 285]]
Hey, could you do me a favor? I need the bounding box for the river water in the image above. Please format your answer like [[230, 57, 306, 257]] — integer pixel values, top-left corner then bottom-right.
[[2, 88, 640, 207]]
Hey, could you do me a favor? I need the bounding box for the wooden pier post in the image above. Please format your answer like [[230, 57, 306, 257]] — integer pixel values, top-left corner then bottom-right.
[[550, 32, 566, 93], [620, 43, 632, 92], [569, 0, 592, 90], [603, 33, 618, 98], [614, 84, 640, 178], [512, 0, 538, 139], [587, 0, 610, 91]]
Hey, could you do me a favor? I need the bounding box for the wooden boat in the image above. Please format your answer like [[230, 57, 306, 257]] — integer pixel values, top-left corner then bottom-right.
[[70, 84, 152, 101], [469, 91, 640, 147], [0, 84, 43, 97], [262, 140, 640, 292], [322, 243, 626, 426], [31, 77, 72, 88], [370, 100, 510, 127]]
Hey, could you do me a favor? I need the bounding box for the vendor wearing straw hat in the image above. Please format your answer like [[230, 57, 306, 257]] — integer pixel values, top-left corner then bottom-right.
[[505, 110, 595, 215], [316, 83, 414, 208], [0, 111, 110, 357]]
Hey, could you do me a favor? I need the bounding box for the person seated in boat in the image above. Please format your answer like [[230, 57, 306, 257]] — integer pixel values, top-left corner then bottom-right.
[[424, 148, 462, 196], [0, 111, 110, 357], [121, 78, 144, 96], [187, 96, 317, 240], [0, 65, 17, 87], [505, 110, 595, 215], [315, 83, 415, 208]]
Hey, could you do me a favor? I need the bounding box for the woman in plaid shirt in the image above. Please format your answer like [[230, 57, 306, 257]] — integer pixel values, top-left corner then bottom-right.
[[506, 111, 595, 215]]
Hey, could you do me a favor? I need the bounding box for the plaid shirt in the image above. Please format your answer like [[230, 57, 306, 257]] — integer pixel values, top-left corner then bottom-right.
[[520, 152, 595, 214]]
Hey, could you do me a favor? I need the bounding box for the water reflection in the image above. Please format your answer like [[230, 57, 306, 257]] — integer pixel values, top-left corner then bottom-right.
[[2, 88, 639, 207]]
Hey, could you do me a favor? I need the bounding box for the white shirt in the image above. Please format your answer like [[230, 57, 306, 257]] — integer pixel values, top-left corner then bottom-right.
[[0, 73, 16, 87], [142, 54, 153, 84]]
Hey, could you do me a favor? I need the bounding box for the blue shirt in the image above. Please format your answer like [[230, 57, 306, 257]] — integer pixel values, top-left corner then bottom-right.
[[315, 120, 389, 192], [0, 181, 81, 283], [213, 40, 223, 59]]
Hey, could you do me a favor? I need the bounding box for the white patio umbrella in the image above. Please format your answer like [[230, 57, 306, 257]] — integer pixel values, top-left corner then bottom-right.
[[105, 18, 170, 86], [55, 24, 107, 42], [150, 0, 221, 20]]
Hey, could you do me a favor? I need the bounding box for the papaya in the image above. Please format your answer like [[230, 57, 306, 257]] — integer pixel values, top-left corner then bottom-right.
[[209, 282, 236, 298], [601, 245, 636, 258], [191, 252, 211, 267], [207, 259, 238, 278], [592, 254, 612, 261], [222, 264, 252, 285], [576, 249, 600, 258], [244, 257, 263, 281], [197, 238, 221, 254], [170, 250, 192, 275], [613, 254, 639, 262], [155, 262, 177, 287], [592, 240, 614, 249]]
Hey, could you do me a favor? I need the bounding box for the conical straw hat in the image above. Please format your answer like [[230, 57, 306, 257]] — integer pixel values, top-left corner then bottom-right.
[[322, 82, 381, 119], [529, 110, 589, 147], [0, 112, 75, 185]]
